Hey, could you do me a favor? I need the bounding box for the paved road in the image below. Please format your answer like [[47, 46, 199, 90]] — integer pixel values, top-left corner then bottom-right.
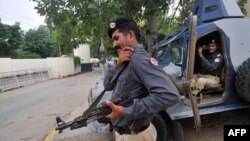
[[2, 66, 249, 141], [0, 68, 111, 141]]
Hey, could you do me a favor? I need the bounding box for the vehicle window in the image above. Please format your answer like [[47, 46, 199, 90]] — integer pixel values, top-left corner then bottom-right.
[[155, 44, 171, 67], [205, 5, 218, 13], [170, 38, 183, 64]]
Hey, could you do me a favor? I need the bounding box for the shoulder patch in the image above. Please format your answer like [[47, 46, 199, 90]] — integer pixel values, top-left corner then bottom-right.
[[149, 57, 158, 66]]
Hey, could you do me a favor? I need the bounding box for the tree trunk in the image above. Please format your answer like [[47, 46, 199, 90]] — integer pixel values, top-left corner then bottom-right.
[[147, 15, 157, 54]]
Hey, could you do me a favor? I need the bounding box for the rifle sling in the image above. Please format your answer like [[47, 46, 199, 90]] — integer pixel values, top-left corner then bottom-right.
[[82, 63, 128, 117]]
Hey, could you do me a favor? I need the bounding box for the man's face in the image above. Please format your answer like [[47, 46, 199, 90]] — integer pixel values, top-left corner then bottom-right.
[[111, 30, 130, 52], [207, 43, 217, 53]]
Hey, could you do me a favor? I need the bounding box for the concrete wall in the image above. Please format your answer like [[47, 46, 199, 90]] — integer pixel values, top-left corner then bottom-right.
[[47, 57, 81, 78], [73, 44, 90, 63], [11, 59, 47, 71], [0, 57, 81, 79], [0, 58, 11, 72]]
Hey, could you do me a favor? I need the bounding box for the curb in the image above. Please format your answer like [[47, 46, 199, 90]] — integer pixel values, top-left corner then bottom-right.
[[44, 129, 57, 141], [44, 106, 82, 141]]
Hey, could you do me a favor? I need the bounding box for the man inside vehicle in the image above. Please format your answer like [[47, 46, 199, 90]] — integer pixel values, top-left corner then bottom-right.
[[193, 39, 224, 95]]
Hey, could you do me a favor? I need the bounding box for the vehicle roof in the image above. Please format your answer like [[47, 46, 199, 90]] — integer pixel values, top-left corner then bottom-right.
[[193, 0, 244, 24]]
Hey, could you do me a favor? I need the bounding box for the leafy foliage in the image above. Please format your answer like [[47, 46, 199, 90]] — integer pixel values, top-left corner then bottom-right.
[[176, 0, 195, 26], [24, 25, 58, 58], [14, 48, 41, 58], [32, 0, 173, 56], [31, 0, 248, 57], [0, 20, 59, 58], [237, 0, 247, 15], [0, 21, 23, 57]]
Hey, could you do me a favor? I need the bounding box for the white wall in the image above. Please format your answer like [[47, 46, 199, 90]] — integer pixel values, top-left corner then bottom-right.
[[73, 44, 90, 63], [47, 57, 78, 78], [11, 59, 47, 71], [0, 58, 11, 73], [0, 57, 81, 79]]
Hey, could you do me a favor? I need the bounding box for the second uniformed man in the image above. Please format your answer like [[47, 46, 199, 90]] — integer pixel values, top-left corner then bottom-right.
[[194, 39, 224, 94], [103, 17, 180, 141]]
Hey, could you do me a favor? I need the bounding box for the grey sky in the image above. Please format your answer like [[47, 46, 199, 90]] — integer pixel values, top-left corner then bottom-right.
[[0, 0, 45, 31]]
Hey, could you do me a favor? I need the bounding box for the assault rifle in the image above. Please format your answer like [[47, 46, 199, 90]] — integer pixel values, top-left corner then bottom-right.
[[55, 88, 147, 133]]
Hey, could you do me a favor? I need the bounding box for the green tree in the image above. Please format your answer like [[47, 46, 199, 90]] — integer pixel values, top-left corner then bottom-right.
[[23, 25, 58, 58], [176, 0, 194, 26], [14, 48, 41, 58], [32, 0, 174, 56], [32, 0, 111, 56], [237, 0, 247, 15], [31, 0, 249, 57], [112, 0, 172, 53], [0, 21, 23, 57]]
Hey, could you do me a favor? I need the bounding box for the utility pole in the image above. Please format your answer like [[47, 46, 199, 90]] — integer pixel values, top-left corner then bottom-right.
[[99, 37, 106, 77], [58, 44, 62, 57], [96, 0, 106, 77]]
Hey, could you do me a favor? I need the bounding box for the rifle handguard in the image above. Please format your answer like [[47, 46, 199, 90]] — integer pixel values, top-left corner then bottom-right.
[[55, 116, 87, 133]]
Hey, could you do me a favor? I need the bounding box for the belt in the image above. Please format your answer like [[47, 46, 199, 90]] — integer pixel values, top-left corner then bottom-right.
[[114, 124, 150, 135]]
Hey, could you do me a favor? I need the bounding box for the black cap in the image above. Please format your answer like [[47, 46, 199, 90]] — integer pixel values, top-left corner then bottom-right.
[[208, 39, 217, 44], [108, 17, 137, 38]]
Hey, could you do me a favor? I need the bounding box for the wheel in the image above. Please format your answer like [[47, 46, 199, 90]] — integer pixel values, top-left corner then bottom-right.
[[235, 58, 250, 102], [170, 120, 184, 141], [152, 114, 167, 141]]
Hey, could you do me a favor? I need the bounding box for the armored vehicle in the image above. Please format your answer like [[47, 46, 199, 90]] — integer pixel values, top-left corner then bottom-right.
[[151, 0, 250, 139], [90, 0, 250, 140]]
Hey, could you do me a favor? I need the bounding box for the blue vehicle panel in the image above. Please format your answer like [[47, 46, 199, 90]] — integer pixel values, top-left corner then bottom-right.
[[152, 0, 250, 120]]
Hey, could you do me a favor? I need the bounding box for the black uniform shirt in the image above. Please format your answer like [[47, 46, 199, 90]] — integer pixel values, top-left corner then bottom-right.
[[104, 44, 180, 127], [200, 51, 224, 76]]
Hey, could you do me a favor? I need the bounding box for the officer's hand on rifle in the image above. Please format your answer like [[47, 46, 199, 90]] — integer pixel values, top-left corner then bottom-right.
[[116, 47, 133, 65], [105, 100, 124, 119]]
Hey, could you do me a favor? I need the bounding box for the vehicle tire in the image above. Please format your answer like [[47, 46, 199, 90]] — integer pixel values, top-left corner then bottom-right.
[[152, 114, 167, 141], [170, 120, 184, 141], [235, 58, 250, 102]]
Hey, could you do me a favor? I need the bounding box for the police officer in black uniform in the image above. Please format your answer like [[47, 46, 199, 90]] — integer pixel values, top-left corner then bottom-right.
[[195, 39, 224, 93], [103, 17, 180, 141]]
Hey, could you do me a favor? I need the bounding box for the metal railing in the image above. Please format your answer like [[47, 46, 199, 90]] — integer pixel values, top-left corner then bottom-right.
[[0, 67, 51, 93]]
